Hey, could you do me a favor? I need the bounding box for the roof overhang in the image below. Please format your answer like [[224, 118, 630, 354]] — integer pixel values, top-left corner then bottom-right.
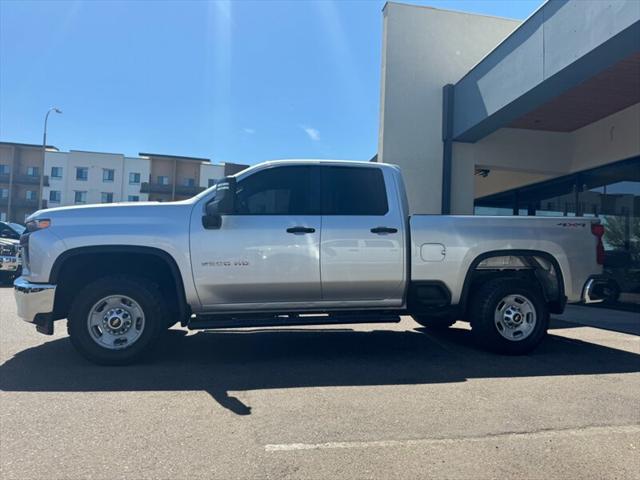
[[451, 0, 640, 142], [138, 152, 210, 163]]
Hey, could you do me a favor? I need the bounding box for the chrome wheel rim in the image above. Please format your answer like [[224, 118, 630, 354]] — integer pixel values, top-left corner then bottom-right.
[[87, 295, 145, 350], [494, 294, 537, 341]]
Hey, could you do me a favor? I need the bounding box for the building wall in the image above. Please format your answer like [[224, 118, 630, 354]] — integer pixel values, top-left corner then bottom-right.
[[200, 163, 225, 188], [45, 151, 121, 206], [453, 102, 640, 213], [570, 103, 640, 172], [44, 151, 150, 207], [43, 151, 68, 206], [149, 158, 175, 186], [2, 144, 227, 220], [0, 143, 51, 222], [176, 161, 200, 187], [123, 157, 150, 201], [377, 3, 520, 214]]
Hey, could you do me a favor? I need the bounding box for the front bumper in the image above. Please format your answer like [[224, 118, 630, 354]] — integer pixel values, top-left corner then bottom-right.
[[14, 277, 56, 332], [582, 276, 614, 304]]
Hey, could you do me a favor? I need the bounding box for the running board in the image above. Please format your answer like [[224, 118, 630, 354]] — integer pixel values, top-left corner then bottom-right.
[[187, 312, 401, 330]]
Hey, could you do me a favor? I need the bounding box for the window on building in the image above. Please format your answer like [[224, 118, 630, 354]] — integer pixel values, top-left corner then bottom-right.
[[74, 191, 87, 204], [158, 175, 169, 185], [235, 166, 317, 215], [51, 166, 63, 178], [49, 190, 61, 203], [0, 188, 8, 199], [0, 212, 6, 221], [208, 178, 217, 188], [128, 195, 140, 202], [0, 164, 9, 175], [27, 166, 39, 177], [184, 178, 195, 187], [129, 172, 141, 184], [321, 167, 389, 215], [102, 168, 115, 182], [26, 190, 37, 201], [101, 192, 114, 203], [76, 167, 88, 181], [474, 156, 640, 305]]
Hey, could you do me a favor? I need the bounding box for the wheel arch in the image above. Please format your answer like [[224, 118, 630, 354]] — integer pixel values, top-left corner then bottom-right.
[[50, 245, 189, 322], [458, 249, 566, 315]]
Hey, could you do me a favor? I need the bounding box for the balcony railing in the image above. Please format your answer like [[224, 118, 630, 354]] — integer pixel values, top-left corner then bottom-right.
[[0, 198, 46, 208], [0, 173, 49, 187], [141, 182, 204, 196]]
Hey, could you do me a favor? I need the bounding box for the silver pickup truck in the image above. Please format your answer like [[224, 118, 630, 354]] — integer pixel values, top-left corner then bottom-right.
[[14, 160, 609, 364]]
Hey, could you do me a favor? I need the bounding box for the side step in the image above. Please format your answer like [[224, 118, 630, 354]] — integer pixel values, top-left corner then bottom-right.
[[187, 311, 401, 330]]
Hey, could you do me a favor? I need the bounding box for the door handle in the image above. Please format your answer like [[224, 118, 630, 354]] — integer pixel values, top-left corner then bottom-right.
[[370, 226, 398, 234], [286, 226, 316, 234]]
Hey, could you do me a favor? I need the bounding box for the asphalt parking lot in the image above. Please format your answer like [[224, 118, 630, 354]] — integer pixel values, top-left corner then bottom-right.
[[1, 286, 639, 480]]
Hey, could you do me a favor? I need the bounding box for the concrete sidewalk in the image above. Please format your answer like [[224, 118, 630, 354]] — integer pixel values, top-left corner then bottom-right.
[[554, 305, 640, 336]]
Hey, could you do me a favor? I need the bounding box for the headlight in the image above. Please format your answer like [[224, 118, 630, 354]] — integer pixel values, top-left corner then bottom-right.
[[25, 219, 51, 232]]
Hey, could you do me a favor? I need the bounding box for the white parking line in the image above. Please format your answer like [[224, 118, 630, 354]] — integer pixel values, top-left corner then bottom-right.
[[265, 424, 640, 452]]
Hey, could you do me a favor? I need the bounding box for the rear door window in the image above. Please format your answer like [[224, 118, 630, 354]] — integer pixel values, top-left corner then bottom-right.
[[321, 166, 388, 215]]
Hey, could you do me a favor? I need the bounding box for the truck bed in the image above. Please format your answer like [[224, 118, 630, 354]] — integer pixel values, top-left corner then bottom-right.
[[410, 215, 600, 304]]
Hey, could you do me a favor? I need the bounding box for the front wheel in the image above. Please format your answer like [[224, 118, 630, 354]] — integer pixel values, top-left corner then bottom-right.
[[469, 278, 548, 355], [68, 275, 167, 365]]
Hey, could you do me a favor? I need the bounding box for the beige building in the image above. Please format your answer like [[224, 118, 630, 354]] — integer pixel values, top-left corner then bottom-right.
[[139, 153, 227, 202], [0, 142, 57, 223], [0, 142, 242, 221], [44, 150, 151, 208], [377, 1, 640, 300]]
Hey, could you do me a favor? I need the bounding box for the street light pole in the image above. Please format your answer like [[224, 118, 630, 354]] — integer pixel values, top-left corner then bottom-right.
[[41, 107, 62, 209]]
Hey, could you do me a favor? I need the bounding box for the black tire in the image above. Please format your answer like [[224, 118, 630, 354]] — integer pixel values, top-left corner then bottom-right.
[[67, 275, 167, 365], [411, 314, 456, 329], [469, 278, 548, 355], [603, 281, 621, 304]]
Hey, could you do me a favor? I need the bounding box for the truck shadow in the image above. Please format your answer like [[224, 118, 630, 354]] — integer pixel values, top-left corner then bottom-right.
[[1, 326, 639, 415]]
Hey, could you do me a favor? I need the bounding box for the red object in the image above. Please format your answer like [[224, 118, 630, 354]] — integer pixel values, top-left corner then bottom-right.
[[591, 223, 605, 265]]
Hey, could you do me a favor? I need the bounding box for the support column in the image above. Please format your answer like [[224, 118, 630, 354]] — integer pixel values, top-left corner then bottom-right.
[[441, 84, 454, 214]]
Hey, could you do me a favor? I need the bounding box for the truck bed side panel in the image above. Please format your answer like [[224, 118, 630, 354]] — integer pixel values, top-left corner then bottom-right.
[[410, 216, 600, 304]]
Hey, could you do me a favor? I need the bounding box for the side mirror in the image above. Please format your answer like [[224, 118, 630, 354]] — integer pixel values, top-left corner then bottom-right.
[[202, 177, 236, 229]]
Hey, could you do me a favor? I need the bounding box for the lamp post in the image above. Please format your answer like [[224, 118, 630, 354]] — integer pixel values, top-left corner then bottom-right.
[[41, 107, 62, 209]]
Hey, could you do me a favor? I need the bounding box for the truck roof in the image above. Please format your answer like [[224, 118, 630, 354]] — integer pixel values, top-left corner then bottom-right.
[[234, 159, 398, 177]]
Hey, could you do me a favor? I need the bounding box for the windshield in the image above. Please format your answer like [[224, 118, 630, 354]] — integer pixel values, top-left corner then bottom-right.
[[7, 222, 25, 235]]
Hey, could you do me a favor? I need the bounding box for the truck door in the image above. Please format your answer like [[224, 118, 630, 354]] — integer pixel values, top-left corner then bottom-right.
[[190, 165, 322, 308], [320, 166, 405, 304]]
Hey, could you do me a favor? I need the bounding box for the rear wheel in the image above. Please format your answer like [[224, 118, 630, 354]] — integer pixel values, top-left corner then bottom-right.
[[68, 275, 166, 365], [469, 278, 548, 354], [411, 314, 456, 329]]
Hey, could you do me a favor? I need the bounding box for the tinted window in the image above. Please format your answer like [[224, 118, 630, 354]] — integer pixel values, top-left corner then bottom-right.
[[322, 167, 388, 215], [235, 166, 316, 215]]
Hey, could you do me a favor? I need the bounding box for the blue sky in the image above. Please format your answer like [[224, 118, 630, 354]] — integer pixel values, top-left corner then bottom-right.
[[1, 0, 542, 165]]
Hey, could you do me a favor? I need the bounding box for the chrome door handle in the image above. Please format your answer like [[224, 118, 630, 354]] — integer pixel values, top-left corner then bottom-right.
[[370, 226, 398, 234], [286, 226, 316, 234]]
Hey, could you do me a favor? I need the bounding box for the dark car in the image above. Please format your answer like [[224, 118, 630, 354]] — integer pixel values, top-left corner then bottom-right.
[[0, 221, 24, 284]]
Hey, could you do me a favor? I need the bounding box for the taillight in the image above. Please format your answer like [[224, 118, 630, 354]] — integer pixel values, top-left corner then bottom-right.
[[591, 223, 605, 265]]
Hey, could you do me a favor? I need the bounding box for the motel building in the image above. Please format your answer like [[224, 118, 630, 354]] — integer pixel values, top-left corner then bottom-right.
[[377, 0, 640, 302]]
